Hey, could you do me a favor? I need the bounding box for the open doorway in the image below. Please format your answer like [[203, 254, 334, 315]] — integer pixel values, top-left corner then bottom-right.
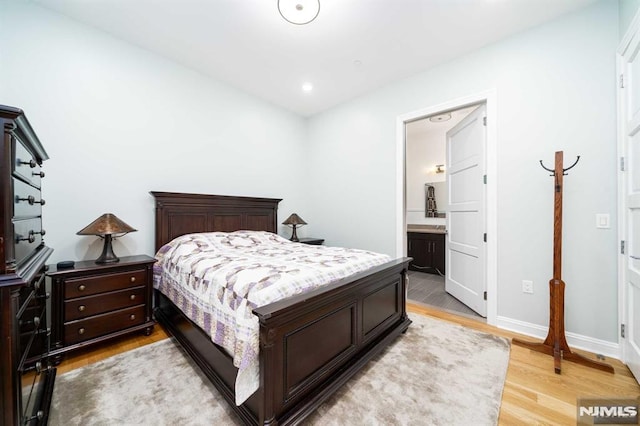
[[405, 105, 484, 320], [396, 90, 498, 325]]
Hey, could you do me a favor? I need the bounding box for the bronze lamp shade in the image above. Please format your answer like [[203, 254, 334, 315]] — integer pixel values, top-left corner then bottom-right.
[[282, 213, 307, 242], [77, 213, 137, 264]]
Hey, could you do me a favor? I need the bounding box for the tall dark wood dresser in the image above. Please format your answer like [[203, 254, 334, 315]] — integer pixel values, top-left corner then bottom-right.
[[0, 105, 55, 425]]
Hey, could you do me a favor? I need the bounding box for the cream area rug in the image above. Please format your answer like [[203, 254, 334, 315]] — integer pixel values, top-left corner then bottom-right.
[[49, 314, 510, 425]]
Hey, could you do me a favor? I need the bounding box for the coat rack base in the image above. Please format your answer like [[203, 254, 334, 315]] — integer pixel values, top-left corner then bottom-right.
[[512, 337, 614, 374]]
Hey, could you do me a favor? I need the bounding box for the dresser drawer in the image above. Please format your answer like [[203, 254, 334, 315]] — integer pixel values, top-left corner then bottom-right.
[[64, 268, 147, 299], [13, 135, 43, 188], [14, 218, 43, 265], [64, 305, 146, 345], [64, 285, 146, 321], [13, 177, 43, 218], [17, 273, 45, 316], [19, 304, 47, 368], [18, 272, 48, 367]]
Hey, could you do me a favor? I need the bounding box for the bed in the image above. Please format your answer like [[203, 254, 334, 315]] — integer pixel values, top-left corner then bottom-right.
[[151, 191, 412, 425]]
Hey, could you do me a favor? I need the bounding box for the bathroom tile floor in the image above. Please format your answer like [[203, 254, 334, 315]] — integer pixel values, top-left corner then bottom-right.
[[407, 271, 483, 320]]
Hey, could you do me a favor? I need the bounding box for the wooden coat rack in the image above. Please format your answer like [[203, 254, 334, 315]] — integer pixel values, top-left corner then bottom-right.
[[512, 151, 614, 374]]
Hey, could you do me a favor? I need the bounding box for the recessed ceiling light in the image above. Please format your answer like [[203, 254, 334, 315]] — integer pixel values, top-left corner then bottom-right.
[[302, 83, 313, 92], [429, 113, 452, 122]]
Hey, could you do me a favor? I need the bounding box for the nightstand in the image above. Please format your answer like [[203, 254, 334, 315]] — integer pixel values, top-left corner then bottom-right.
[[47, 255, 156, 361], [298, 237, 324, 245]]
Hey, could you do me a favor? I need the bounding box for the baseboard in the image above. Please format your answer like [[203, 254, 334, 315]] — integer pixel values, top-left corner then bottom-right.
[[496, 316, 620, 360]]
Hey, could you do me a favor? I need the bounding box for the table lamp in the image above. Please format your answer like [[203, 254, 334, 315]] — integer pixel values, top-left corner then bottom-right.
[[282, 213, 307, 242], [77, 213, 137, 263]]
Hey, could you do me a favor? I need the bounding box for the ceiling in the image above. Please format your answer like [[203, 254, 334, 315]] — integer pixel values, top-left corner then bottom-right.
[[407, 105, 479, 140], [32, 0, 598, 117]]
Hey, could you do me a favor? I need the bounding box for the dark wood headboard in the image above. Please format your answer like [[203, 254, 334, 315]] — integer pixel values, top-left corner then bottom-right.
[[151, 192, 282, 251]]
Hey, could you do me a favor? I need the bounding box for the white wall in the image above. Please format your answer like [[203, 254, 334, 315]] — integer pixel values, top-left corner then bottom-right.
[[405, 119, 447, 226], [0, 2, 309, 264], [0, 1, 623, 345], [619, 0, 640, 37], [307, 1, 620, 342]]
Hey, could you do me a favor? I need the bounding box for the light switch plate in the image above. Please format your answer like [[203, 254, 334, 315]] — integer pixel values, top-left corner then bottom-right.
[[596, 214, 610, 229]]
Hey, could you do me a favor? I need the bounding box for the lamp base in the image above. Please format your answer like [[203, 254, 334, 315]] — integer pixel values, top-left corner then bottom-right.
[[95, 234, 120, 264], [290, 225, 300, 242]]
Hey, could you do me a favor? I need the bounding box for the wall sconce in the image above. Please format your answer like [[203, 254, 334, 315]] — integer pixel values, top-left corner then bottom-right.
[[282, 213, 307, 242], [435, 164, 445, 174], [77, 213, 137, 263]]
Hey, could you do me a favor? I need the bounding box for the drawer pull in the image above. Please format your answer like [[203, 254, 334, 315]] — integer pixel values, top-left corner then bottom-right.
[[130, 314, 136, 320], [78, 284, 86, 291], [130, 294, 136, 301], [78, 305, 86, 312], [36, 292, 50, 300], [78, 327, 85, 335], [15, 194, 46, 205], [16, 233, 35, 244], [18, 158, 37, 168], [25, 410, 44, 423], [19, 316, 40, 327], [33, 171, 45, 178], [130, 276, 136, 283], [35, 361, 42, 374], [16, 230, 46, 245]]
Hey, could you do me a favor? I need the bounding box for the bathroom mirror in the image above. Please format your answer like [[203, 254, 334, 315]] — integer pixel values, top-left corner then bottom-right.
[[425, 182, 447, 218]]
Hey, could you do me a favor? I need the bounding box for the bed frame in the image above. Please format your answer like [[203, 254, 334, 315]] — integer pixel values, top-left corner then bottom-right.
[[151, 191, 412, 425]]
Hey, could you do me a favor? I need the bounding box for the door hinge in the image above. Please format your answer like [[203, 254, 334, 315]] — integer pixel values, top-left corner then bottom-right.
[[621, 324, 626, 338], [483, 291, 487, 301], [620, 73, 625, 89], [483, 233, 487, 243], [621, 156, 626, 171], [483, 116, 487, 126], [621, 240, 626, 255], [483, 174, 487, 184]]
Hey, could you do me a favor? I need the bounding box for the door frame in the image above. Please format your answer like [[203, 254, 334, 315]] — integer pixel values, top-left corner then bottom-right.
[[617, 8, 640, 366], [395, 89, 497, 326]]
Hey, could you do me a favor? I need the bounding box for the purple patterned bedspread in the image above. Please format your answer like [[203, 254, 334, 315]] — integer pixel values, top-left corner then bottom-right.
[[153, 230, 390, 404]]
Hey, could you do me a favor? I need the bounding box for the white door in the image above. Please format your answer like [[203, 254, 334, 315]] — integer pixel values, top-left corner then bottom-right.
[[620, 15, 640, 383], [445, 105, 487, 317]]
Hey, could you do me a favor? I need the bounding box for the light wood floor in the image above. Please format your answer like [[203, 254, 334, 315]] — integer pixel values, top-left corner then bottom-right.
[[53, 304, 640, 425]]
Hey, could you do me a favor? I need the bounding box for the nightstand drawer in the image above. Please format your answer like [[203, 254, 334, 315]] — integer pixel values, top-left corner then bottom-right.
[[64, 305, 146, 345], [64, 286, 146, 321], [64, 269, 146, 298]]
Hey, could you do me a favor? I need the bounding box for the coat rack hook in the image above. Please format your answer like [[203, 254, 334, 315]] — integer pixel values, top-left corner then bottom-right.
[[562, 155, 580, 175], [539, 160, 555, 176], [540, 155, 580, 176]]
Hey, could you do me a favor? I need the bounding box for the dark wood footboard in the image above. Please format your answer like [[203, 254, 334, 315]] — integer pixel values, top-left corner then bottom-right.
[[154, 257, 411, 425], [255, 257, 411, 425]]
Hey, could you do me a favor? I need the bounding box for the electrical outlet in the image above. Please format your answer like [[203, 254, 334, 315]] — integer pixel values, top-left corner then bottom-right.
[[522, 280, 534, 294]]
